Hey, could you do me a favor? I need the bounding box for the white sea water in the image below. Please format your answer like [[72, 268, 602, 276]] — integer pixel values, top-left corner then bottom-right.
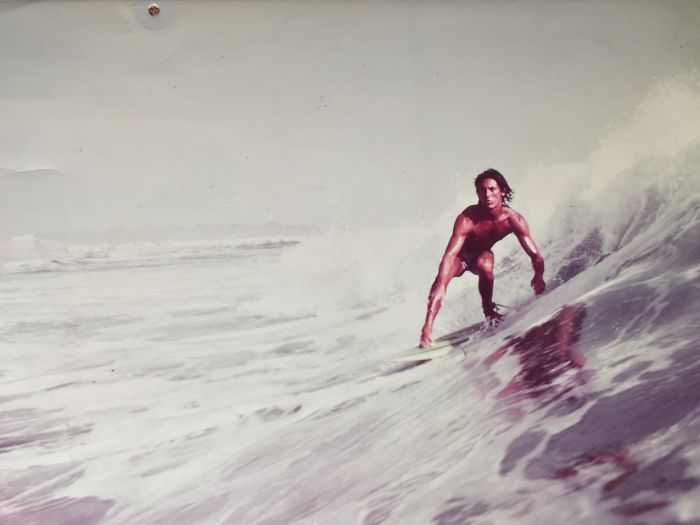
[[2, 179, 700, 524], [2, 86, 700, 524]]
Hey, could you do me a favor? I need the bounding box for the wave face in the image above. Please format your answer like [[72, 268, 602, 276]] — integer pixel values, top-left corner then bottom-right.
[[2, 84, 700, 523]]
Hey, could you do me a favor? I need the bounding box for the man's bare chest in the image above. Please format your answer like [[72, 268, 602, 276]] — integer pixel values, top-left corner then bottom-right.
[[468, 219, 512, 244]]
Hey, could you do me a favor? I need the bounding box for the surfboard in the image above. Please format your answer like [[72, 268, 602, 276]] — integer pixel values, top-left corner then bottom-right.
[[385, 320, 486, 362], [385, 342, 457, 362]]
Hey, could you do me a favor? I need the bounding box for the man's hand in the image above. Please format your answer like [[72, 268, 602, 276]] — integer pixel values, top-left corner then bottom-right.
[[419, 329, 433, 348], [531, 276, 545, 295]]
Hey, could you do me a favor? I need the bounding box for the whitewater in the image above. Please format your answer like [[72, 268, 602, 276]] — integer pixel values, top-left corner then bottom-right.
[[2, 86, 700, 524]]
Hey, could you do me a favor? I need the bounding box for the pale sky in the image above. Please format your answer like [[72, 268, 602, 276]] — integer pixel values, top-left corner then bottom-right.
[[1, 0, 699, 238]]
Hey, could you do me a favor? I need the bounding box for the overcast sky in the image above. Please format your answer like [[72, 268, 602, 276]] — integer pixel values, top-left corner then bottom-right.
[[1, 0, 699, 238]]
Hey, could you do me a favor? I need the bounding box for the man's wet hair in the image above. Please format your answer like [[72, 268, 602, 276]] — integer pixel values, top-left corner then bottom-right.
[[474, 168, 514, 205]]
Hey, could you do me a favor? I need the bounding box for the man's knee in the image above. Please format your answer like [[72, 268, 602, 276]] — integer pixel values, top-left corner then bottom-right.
[[475, 253, 494, 277]]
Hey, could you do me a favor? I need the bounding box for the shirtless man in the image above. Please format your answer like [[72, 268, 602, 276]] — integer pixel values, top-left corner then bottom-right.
[[419, 169, 545, 348]]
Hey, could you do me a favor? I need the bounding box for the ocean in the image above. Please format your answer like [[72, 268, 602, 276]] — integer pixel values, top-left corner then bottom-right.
[[1, 150, 699, 525]]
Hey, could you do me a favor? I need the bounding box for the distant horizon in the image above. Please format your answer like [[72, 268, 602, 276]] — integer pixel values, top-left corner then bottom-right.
[[4, 221, 319, 244]]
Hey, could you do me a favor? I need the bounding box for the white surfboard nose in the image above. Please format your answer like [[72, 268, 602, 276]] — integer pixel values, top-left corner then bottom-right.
[[385, 344, 457, 363]]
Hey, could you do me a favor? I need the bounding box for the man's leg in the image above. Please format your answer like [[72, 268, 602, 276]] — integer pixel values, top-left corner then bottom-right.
[[420, 258, 466, 347], [474, 251, 502, 321]]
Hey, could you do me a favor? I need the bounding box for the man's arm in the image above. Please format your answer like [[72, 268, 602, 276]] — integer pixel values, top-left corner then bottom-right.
[[419, 215, 471, 347], [510, 212, 545, 295]]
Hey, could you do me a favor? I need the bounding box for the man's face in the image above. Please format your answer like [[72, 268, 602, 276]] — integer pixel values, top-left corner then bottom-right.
[[477, 178, 503, 209]]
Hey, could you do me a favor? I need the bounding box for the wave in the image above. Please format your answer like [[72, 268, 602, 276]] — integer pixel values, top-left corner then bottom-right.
[[264, 77, 700, 327], [0, 235, 305, 274]]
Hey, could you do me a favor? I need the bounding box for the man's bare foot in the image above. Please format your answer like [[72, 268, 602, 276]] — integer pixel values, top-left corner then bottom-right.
[[419, 330, 433, 348], [483, 302, 504, 326]]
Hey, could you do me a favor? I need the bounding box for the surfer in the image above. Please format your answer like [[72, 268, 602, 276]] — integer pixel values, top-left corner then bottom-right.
[[419, 169, 545, 348]]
